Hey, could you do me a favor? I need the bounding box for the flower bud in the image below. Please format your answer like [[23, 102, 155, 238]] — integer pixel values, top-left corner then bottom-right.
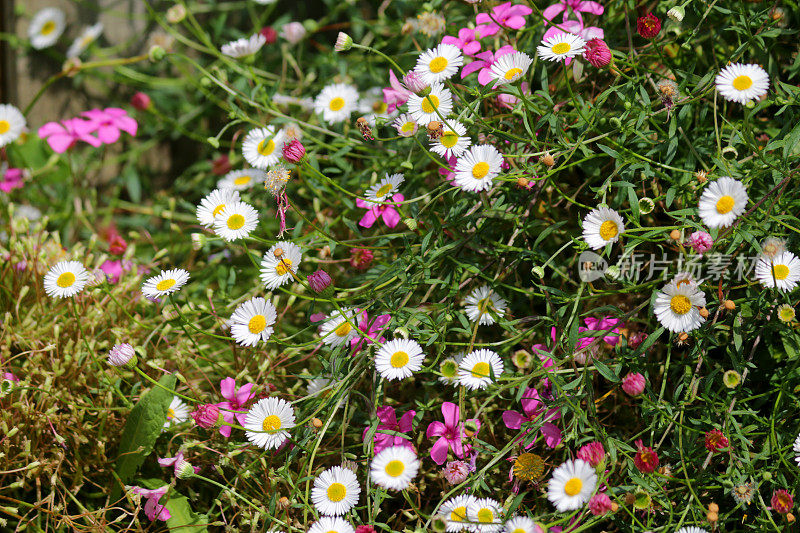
[[621, 372, 646, 396], [307, 270, 333, 295], [402, 71, 429, 94], [667, 5, 685, 22], [191, 233, 206, 251], [166, 4, 187, 24], [174, 458, 196, 479], [637, 13, 661, 39], [588, 493, 614, 515], [108, 343, 138, 368], [281, 22, 306, 44], [334, 32, 353, 52], [282, 139, 306, 164], [583, 38, 612, 68], [131, 92, 151, 111], [148, 45, 166, 62], [577, 441, 606, 467], [259, 26, 278, 44], [443, 460, 469, 485], [191, 403, 222, 428]]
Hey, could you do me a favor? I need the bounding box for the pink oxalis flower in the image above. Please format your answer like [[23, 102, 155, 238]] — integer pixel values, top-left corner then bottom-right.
[[216, 377, 255, 437], [81, 108, 138, 144], [475, 2, 533, 37], [442, 27, 482, 56], [502, 387, 562, 449], [351, 310, 391, 352], [38, 118, 102, 153], [363, 405, 415, 453], [128, 485, 171, 521], [356, 194, 404, 228], [426, 401, 480, 465]]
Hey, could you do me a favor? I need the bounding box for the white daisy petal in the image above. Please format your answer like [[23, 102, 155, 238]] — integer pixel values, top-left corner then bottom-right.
[[319, 307, 359, 347], [307, 516, 355, 533], [537, 32, 586, 62], [0, 104, 26, 148], [581, 207, 625, 250], [490, 52, 533, 87], [453, 144, 503, 193], [213, 201, 259, 241], [163, 396, 190, 429], [375, 338, 425, 380], [464, 285, 507, 326], [715, 63, 769, 104], [414, 43, 464, 86], [457, 349, 504, 391], [755, 251, 800, 292], [314, 83, 360, 125], [196, 188, 241, 227], [546, 459, 597, 512], [217, 169, 269, 191], [28, 8, 66, 49], [653, 275, 707, 333], [230, 297, 277, 347], [430, 121, 472, 159], [467, 497, 503, 533], [370, 445, 419, 490], [698, 176, 748, 229], [221, 33, 266, 58], [440, 494, 477, 532], [244, 397, 296, 450], [259, 241, 302, 290], [365, 173, 405, 205], [43, 260, 90, 298], [242, 127, 286, 169], [407, 83, 453, 126], [311, 466, 361, 516], [503, 516, 540, 533], [67, 23, 103, 59], [141, 268, 190, 299]]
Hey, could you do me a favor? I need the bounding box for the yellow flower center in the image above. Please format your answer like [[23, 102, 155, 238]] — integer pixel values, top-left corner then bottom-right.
[[227, 214, 245, 230], [275, 258, 293, 276], [166, 408, 175, 420], [551, 42, 571, 55], [472, 162, 490, 179], [329, 97, 345, 111], [471, 361, 490, 379], [326, 482, 347, 502], [0, 120, 10, 134], [156, 278, 176, 292], [334, 322, 352, 336], [513, 453, 545, 481], [234, 175, 251, 186], [477, 508, 494, 523], [373, 101, 388, 114], [257, 139, 275, 156], [715, 195, 735, 214], [441, 131, 458, 148], [376, 183, 393, 198], [504, 67, 523, 80], [778, 306, 796, 322], [429, 56, 448, 73], [390, 351, 409, 368], [732, 75, 753, 91], [599, 220, 619, 240], [670, 294, 692, 315], [564, 477, 583, 496], [248, 315, 266, 334], [41, 21, 56, 35], [477, 297, 493, 313], [212, 203, 226, 217], [262, 414, 282, 431], [421, 95, 440, 114], [56, 272, 75, 288], [384, 460, 405, 477], [773, 264, 790, 280], [512, 529, 526, 533], [450, 506, 467, 522], [400, 122, 415, 132]]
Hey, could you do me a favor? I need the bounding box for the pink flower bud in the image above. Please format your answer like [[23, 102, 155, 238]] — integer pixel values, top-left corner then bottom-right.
[[350, 248, 374, 271], [443, 460, 470, 485], [282, 139, 306, 164], [259, 26, 277, 44], [772, 489, 794, 514], [588, 493, 613, 515], [628, 331, 648, 348], [584, 39, 612, 68], [355, 527, 376, 533], [704, 429, 729, 452], [687, 231, 714, 254], [402, 71, 429, 93], [191, 403, 221, 428], [577, 441, 606, 467], [281, 22, 306, 44], [633, 439, 659, 473], [622, 372, 646, 397], [107, 343, 137, 368], [307, 270, 332, 293], [130, 92, 151, 111], [637, 13, 661, 39]]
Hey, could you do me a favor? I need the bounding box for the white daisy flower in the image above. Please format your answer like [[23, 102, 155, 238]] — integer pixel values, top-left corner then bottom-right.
[[307, 516, 355, 533], [755, 251, 800, 292], [440, 494, 477, 532], [365, 173, 404, 205], [653, 277, 706, 333], [375, 338, 425, 381], [453, 144, 503, 193], [43, 260, 90, 298], [430, 121, 472, 159], [244, 397, 296, 450], [196, 188, 241, 228], [490, 52, 533, 87], [259, 241, 302, 290], [28, 7, 66, 49], [393, 114, 418, 137], [311, 466, 361, 516], [537, 32, 586, 62], [504, 516, 539, 533], [229, 297, 277, 347], [141, 268, 190, 299], [698, 177, 748, 229], [715, 63, 769, 104], [370, 445, 419, 491], [414, 43, 464, 86], [675, 528, 708, 533], [0, 104, 26, 148], [213, 201, 259, 242], [457, 349, 504, 391], [164, 396, 190, 429], [67, 23, 103, 59], [314, 83, 360, 125], [546, 459, 597, 512], [221, 33, 266, 58], [793, 432, 800, 466], [467, 497, 503, 533], [217, 169, 268, 191], [407, 82, 453, 125], [319, 307, 359, 347], [242, 127, 286, 169], [464, 285, 507, 326], [582, 207, 625, 250]]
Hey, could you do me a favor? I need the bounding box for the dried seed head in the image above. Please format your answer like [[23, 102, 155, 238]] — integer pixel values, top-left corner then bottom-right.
[[699, 307, 709, 318], [724, 300, 736, 310], [273, 248, 284, 258], [541, 153, 555, 167], [427, 121, 443, 140], [670, 229, 681, 240]]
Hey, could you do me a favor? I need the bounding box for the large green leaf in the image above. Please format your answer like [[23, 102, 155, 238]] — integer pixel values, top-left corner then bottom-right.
[[138, 478, 209, 533], [112, 374, 177, 498]]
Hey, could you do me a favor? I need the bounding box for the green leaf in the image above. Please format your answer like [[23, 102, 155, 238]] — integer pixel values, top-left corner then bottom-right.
[[165, 493, 209, 533], [112, 374, 177, 496], [593, 359, 620, 383]]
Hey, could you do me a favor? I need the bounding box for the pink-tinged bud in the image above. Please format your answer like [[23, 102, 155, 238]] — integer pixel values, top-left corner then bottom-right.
[[191, 403, 221, 428], [212, 154, 231, 176], [628, 331, 648, 348], [109, 234, 128, 255], [687, 231, 713, 254], [443, 460, 470, 485], [704, 429, 729, 452], [772, 490, 794, 514], [355, 527, 376, 533], [282, 139, 306, 164], [107, 343, 137, 368], [622, 372, 646, 397], [130, 92, 151, 111], [350, 248, 374, 271], [259, 26, 278, 44], [577, 441, 606, 467], [637, 13, 661, 39], [583, 39, 612, 68], [634, 439, 659, 473], [307, 270, 332, 293], [588, 493, 614, 515], [402, 71, 429, 94], [281, 22, 306, 44]]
